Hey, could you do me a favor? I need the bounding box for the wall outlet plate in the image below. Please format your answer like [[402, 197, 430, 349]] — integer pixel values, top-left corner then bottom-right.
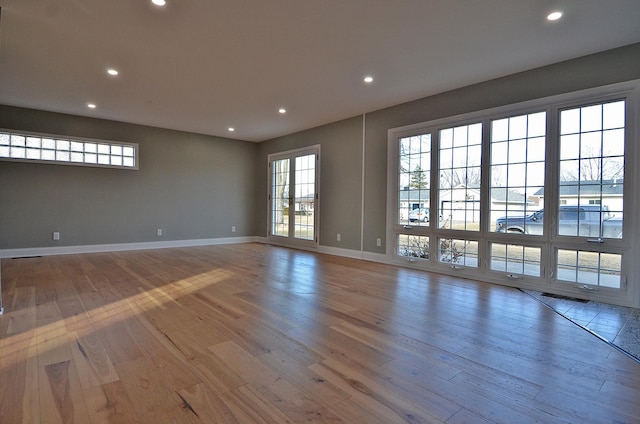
[[53, 231, 60, 241]]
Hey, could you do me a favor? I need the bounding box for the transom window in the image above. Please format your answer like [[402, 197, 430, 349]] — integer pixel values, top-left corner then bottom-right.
[[0, 129, 138, 169]]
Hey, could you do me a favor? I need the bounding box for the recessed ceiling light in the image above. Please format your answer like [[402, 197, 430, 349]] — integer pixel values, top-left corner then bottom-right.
[[363, 76, 374, 83], [278, 108, 287, 114], [87, 103, 97, 109], [107, 69, 119, 76], [547, 11, 563, 21], [228, 127, 235, 132], [152, 0, 166, 6]]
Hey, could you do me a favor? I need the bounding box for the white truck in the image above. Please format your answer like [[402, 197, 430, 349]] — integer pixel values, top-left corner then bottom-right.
[[495, 205, 623, 238]]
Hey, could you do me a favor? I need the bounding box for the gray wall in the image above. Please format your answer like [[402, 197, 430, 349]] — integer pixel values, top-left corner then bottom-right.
[[0, 107, 258, 249], [258, 43, 640, 254], [2, 43, 639, 253], [255, 116, 363, 250]]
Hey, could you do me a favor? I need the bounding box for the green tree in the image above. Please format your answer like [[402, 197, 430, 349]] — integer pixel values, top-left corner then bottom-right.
[[410, 165, 428, 189]]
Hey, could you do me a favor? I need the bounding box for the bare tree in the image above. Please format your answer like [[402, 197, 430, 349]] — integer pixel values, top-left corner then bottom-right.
[[440, 167, 481, 189], [561, 148, 624, 182]]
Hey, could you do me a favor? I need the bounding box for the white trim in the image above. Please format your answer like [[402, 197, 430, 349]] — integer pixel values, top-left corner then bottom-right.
[[361, 113, 366, 252], [0, 236, 259, 258], [318, 245, 364, 260]]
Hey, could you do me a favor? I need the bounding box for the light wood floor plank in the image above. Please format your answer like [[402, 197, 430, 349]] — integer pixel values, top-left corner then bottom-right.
[[1, 243, 638, 423]]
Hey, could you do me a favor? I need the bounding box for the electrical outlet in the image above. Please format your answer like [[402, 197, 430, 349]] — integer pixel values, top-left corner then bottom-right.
[[232, 225, 236, 233], [376, 238, 382, 247], [337, 233, 341, 242], [157, 228, 163, 237], [53, 231, 60, 241]]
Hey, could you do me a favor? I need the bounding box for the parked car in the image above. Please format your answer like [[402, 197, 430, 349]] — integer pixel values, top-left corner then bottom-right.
[[408, 208, 429, 222], [495, 205, 622, 238]]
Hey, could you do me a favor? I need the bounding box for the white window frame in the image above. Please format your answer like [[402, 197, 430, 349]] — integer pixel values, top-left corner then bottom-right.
[[387, 80, 640, 308], [0, 128, 139, 170]]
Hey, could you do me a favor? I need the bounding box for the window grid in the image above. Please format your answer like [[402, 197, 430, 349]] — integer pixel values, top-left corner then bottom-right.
[[557, 249, 621, 289], [490, 243, 542, 277], [438, 238, 478, 267], [399, 134, 431, 226], [438, 123, 482, 231], [397, 234, 430, 259], [559, 100, 625, 237], [271, 158, 290, 237], [490, 112, 546, 234], [0, 130, 137, 169], [294, 154, 316, 241]]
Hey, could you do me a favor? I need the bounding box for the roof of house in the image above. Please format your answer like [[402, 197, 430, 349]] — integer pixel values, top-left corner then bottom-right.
[[400, 187, 530, 205], [535, 180, 624, 197]]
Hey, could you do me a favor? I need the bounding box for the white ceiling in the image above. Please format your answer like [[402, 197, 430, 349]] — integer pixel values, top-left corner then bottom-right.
[[1, 1, 639, 142]]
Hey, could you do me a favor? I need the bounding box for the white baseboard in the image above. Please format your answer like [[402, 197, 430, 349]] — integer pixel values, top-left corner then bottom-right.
[[317, 245, 366, 259], [0, 236, 261, 258]]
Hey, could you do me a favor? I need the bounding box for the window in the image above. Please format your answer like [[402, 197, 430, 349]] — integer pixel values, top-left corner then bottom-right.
[[490, 243, 542, 277], [397, 234, 430, 259], [388, 80, 637, 306], [557, 249, 621, 289], [438, 238, 478, 267], [490, 112, 546, 234], [0, 130, 138, 169], [438, 123, 482, 231], [399, 134, 431, 227], [558, 100, 625, 238]]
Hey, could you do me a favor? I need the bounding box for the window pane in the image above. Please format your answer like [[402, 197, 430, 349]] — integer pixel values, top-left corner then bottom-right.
[[111, 145, 122, 156], [42, 150, 55, 160], [42, 138, 55, 149], [557, 249, 621, 289], [56, 139, 70, 150], [559, 100, 624, 239], [490, 243, 541, 277], [399, 134, 431, 227], [490, 112, 546, 235], [71, 152, 84, 162], [271, 158, 290, 237], [26, 149, 41, 160], [438, 123, 482, 231], [111, 155, 123, 166], [70, 141, 84, 152], [397, 235, 430, 259], [294, 154, 315, 240], [438, 238, 478, 267], [26, 137, 41, 148]]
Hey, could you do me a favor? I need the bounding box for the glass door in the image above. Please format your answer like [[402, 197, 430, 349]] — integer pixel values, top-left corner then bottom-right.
[[268, 146, 320, 248]]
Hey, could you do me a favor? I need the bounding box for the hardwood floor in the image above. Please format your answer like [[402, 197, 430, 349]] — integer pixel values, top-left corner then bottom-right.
[[1, 243, 639, 423]]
